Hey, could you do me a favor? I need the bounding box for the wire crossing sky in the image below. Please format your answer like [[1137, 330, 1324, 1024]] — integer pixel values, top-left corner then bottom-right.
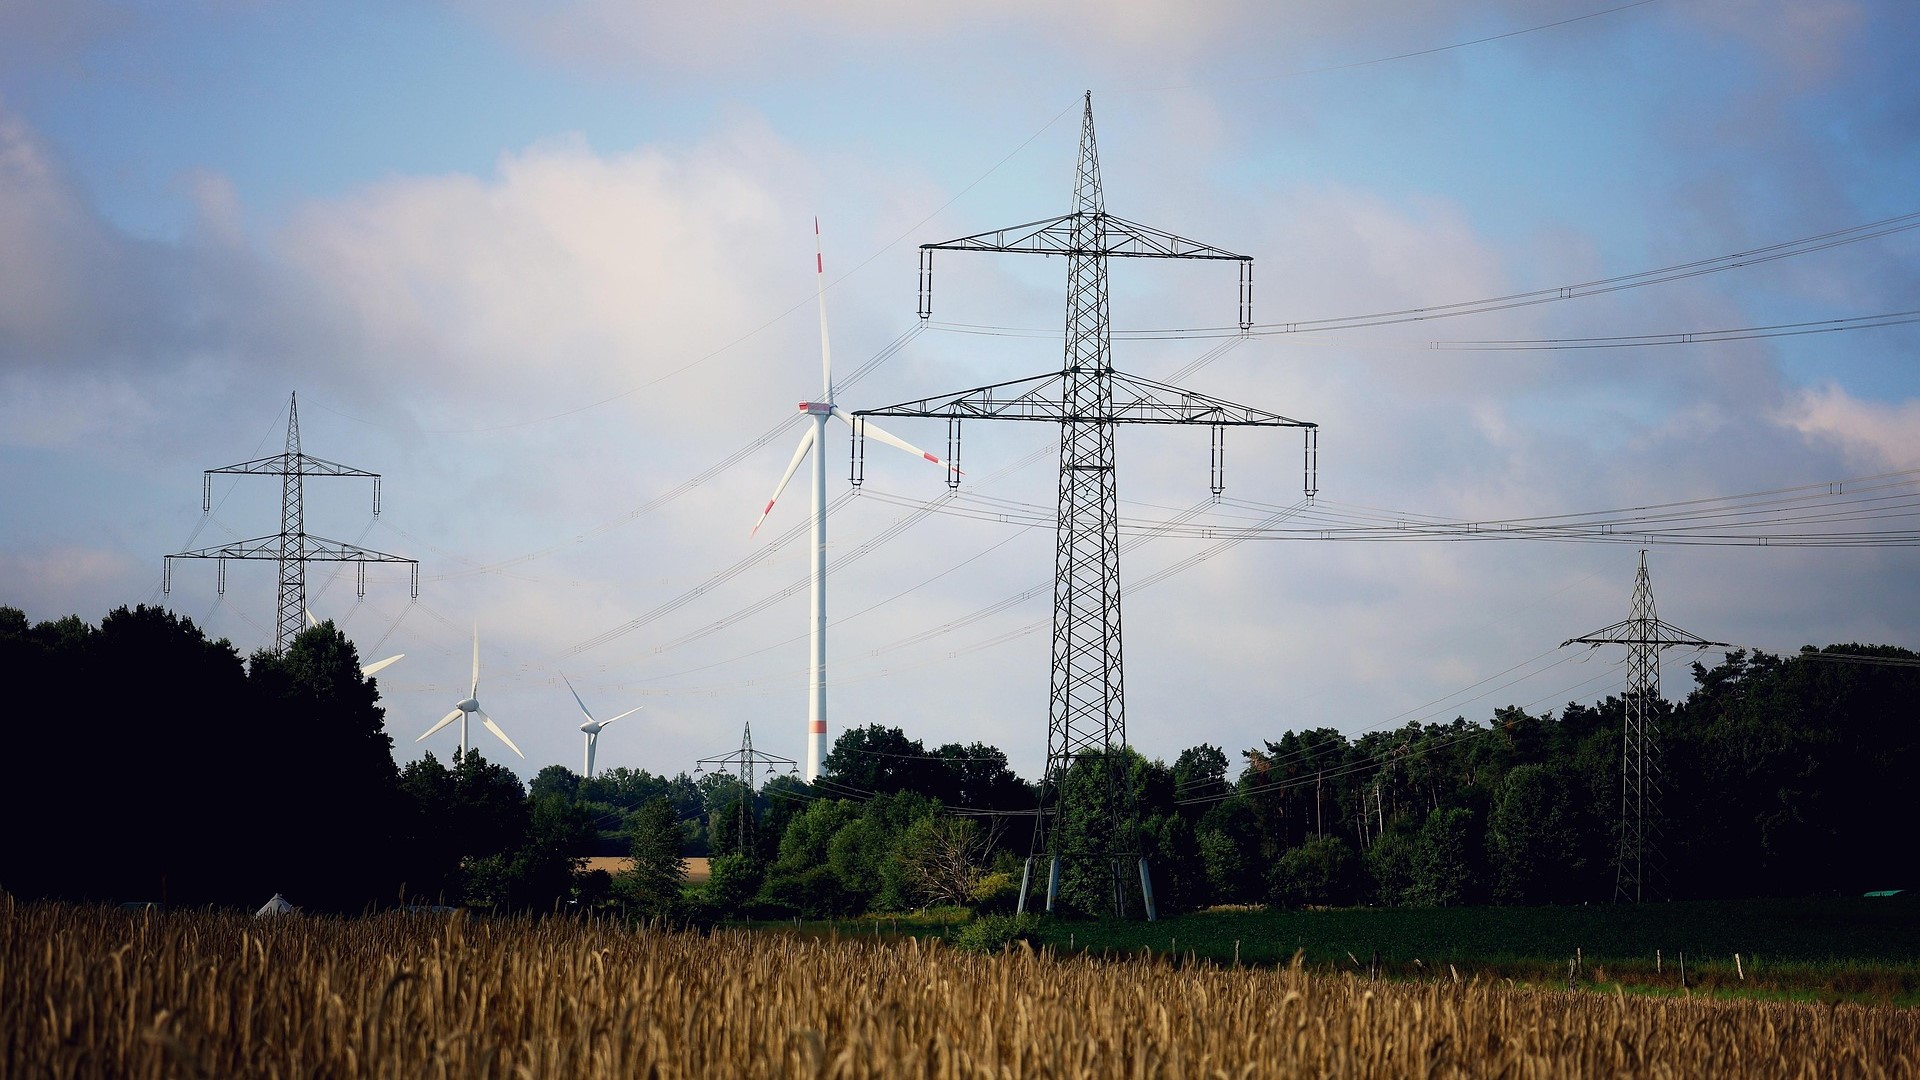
[[2, 0, 1917, 783]]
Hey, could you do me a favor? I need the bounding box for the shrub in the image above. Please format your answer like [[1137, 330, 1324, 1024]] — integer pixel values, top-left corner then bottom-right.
[[951, 912, 1041, 954]]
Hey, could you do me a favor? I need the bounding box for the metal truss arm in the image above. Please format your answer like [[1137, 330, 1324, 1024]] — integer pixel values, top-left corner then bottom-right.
[[1563, 619, 1730, 649], [857, 368, 1315, 427], [167, 533, 416, 564], [205, 453, 380, 479], [922, 212, 1251, 261]]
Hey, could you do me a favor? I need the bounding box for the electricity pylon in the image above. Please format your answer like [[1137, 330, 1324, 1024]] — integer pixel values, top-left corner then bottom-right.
[[1563, 550, 1726, 903], [165, 392, 418, 652], [697, 722, 799, 856], [859, 93, 1317, 919]]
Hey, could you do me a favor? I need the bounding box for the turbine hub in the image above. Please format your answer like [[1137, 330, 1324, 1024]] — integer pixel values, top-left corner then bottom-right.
[[580, 720, 601, 735], [458, 698, 480, 713]]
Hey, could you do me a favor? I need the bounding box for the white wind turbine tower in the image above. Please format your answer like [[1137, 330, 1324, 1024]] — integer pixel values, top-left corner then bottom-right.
[[415, 625, 523, 761], [752, 220, 955, 781], [563, 673, 642, 778]]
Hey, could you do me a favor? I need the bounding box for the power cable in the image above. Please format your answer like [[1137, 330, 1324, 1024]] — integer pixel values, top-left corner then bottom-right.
[[922, 209, 1920, 343]]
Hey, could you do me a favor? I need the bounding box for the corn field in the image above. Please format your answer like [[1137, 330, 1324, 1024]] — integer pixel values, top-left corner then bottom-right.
[[4, 899, 1915, 1078]]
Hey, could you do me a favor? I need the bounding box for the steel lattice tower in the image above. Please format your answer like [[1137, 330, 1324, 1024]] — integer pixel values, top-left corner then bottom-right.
[[860, 93, 1317, 917], [697, 721, 799, 854], [165, 392, 419, 652], [1563, 551, 1726, 903]]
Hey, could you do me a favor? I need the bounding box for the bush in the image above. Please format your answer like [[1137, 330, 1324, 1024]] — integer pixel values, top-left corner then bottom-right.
[[755, 865, 860, 918], [952, 912, 1041, 954], [969, 870, 1019, 912]]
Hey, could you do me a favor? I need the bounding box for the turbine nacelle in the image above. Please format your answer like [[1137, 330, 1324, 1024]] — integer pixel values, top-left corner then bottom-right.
[[457, 697, 480, 714], [799, 401, 832, 415]]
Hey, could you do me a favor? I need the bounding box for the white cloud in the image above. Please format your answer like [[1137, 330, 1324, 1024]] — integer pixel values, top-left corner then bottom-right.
[[1782, 383, 1920, 469]]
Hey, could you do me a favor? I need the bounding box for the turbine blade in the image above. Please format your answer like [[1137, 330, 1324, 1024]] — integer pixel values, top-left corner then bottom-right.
[[417, 708, 462, 742], [603, 705, 644, 725], [362, 653, 404, 677], [833, 408, 956, 476], [470, 624, 480, 697], [751, 426, 816, 536], [815, 217, 832, 401], [560, 672, 595, 722], [481, 714, 525, 759], [305, 607, 319, 629]]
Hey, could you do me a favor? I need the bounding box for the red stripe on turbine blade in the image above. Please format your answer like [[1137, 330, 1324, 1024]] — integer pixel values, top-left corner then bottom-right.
[[817, 254, 823, 273], [923, 452, 938, 463]]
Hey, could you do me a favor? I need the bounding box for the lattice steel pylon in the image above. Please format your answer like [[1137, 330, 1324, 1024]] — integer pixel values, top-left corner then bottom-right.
[[1562, 551, 1727, 903], [697, 721, 799, 854], [858, 93, 1317, 918], [164, 392, 418, 652]]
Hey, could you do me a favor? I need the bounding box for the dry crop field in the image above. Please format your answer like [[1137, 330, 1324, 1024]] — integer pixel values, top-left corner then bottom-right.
[[4, 899, 1916, 1078]]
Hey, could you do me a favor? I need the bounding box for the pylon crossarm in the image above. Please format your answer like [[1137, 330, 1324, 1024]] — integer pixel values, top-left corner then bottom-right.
[[859, 372, 1069, 420], [1108, 371, 1314, 426], [206, 453, 379, 478], [923, 212, 1249, 262], [859, 368, 1314, 427], [1563, 620, 1730, 649], [168, 534, 416, 564]]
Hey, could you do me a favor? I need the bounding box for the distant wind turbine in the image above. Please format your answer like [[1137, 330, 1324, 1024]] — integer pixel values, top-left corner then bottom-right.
[[751, 219, 955, 781], [562, 674, 642, 779], [415, 625, 523, 760], [305, 607, 404, 676]]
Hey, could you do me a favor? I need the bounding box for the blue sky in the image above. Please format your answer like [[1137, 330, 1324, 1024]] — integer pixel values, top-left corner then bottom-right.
[[3, 0, 1918, 785]]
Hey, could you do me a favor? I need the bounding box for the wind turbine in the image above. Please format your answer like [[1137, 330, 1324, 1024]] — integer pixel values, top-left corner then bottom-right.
[[751, 220, 955, 781], [562, 674, 642, 778], [415, 625, 523, 760], [305, 607, 404, 676]]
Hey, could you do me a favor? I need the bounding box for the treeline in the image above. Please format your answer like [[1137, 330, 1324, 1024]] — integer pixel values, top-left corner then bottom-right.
[[3, 604, 1913, 918], [0, 605, 631, 911]]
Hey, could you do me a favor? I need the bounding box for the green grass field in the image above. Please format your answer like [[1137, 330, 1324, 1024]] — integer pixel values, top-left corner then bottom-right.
[[1026, 896, 1920, 1001], [758, 896, 1920, 1003]]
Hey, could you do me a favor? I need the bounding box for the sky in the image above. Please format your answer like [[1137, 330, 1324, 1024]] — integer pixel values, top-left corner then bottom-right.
[[3, 0, 1918, 790]]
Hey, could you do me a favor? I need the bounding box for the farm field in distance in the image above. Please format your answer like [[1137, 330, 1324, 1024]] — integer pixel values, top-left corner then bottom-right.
[[1026, 896, 1920, 1002], [8, 899, 1918, 1078]]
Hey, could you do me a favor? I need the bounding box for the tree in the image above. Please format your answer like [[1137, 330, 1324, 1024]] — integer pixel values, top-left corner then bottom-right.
[[930, 743, 1030, 813], [1487, 764, 1598, 904], [1173, 744, 1231, 814], [1141, 811, 1206, 913], [1406, 807, 1483, 907], [1197, 797, 1263, 904], [530, 765, 581, 803], [821, 724, 942, 795], [1269, 835, 1362, 908], [1365, 822, 1419, 906], [895, 815, 999, 908], [247, 620, 406, 910], [500, 794, 595, 911], [618, 797, 687, 919]]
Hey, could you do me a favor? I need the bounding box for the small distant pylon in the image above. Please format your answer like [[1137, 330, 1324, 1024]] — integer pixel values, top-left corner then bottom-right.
[[696, 722, 799, 854], [164, 392, 418, 652], [1563, 551, 1727, 903]]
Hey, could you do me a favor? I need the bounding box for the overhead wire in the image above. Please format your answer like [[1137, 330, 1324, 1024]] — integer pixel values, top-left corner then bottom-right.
[[921, 208, 1920, 343]]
